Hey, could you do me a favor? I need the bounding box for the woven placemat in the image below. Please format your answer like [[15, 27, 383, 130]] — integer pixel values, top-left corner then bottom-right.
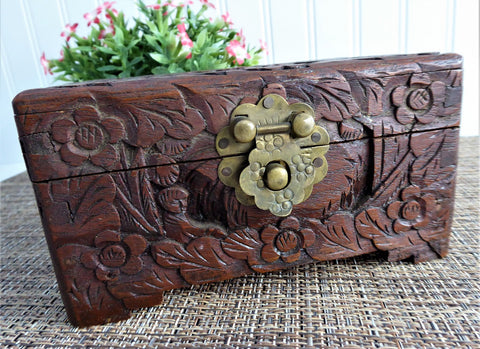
[[1, 137, 479, 348]]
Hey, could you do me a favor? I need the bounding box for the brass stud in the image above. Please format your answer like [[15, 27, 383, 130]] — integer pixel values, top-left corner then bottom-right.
[[313, 157, 323, 168], [263, 96, 275, 109], [311, 132, 321, 143], [292, 113, 315, 137], [265, 162, 289, 191], [221, 167, 232, 176], [233, 119, 256, 143]]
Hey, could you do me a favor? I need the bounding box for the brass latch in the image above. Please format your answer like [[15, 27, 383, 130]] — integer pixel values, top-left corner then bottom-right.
[[216, 94, 329, 217]]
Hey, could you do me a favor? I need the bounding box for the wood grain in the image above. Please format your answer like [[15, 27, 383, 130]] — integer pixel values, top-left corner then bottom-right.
[[13, 53, 462, 326], [14, 53, 462, 182]]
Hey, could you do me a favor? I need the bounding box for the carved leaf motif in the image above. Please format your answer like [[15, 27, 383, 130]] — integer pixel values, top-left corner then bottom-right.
[[355, 208, 395, 250], [339, 120, 364, 140], [222, 228, 262, 261], [107, 262, 178, 301], [359, 78, 385, 115], [445, 69, 462, 87], [123, 106, 165, 147], [49, 175, 120, 244], [354, 208, 421, 251], [410, 130, 456, 188], [97, 91, 206, 148], [284, 74, 360, 121], [126, 104, 205, 145], [175, 84, 242, 134], [307, 214, 361, 258], [152, 237, 240, 284], [115, 167, 164, 236], [349, 77, 386, 116], [370, 134, 411, 197]]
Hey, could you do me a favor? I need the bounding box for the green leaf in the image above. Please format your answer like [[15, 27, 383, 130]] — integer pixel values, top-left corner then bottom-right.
[[96, 46, 117, 55], [151, 66, 169, 75], [114, 25, 124, 45], [119, 70, 131, 78], [150, 53, 170, 64], [129, 56, 144, 66], [76, 46, 93, 52], [168, 63, 184, 73], [145, 35, 163, 52], [44, 0, 266, 83], [196, 29, 208, 48], [97, 65, 121, 72], [126, 39, 140, 50]]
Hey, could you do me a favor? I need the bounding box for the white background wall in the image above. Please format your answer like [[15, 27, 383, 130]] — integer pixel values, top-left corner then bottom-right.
[[1, 0, 479, 181]]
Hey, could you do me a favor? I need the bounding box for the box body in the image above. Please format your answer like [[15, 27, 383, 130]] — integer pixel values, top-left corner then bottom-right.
[[13, 53, 462, 326]]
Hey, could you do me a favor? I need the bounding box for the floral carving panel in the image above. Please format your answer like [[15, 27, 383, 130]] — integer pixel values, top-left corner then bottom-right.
[[33, 124, 459, 327], [18, 60, 462, 183], [23, 54, 462, 326]]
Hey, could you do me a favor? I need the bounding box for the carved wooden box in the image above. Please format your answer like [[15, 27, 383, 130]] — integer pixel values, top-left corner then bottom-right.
[[13, 53, 462, 327]]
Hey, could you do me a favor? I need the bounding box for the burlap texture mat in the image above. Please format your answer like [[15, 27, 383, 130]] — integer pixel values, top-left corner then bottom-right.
[[1, 137, 479, 348]]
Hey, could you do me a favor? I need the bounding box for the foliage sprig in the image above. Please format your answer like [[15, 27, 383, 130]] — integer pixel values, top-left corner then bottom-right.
[[41, 0, 267, 82]]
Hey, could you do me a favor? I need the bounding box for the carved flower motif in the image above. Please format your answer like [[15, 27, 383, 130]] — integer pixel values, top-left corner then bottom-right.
[[391, 73, 446, 125], [51, 105, 126, 169], [261, 217, 315, 263], [81, 230, 147, 282], [387, 185, 435, 233]]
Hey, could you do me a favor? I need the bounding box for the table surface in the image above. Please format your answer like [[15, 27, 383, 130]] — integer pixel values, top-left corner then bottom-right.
[[1, 137, 479, 349]]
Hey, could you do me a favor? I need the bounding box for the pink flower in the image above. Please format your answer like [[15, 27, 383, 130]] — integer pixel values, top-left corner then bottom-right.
[[99, 25, 115, 39], [177, 23, 187, 34], [105, 9, 118, 23], [162, 0, 192, 8], [199, 0, 215, 8], [226, 40, 251, 65], [97, 1, 116, 13], [177, 23, 193, 48], [104, 1, 116, 9], [186, 52, 192, 59], [59, 50, 64, 62], [237, 29, 246, 45], [84, 11, 100, 26], [60, 23, 78, 42], [259, 39, 269, 55], [147, 4, 162, 10], [40, 52, 52, 75], [85, 2, 118, 27], [222, 12, 233, 25]]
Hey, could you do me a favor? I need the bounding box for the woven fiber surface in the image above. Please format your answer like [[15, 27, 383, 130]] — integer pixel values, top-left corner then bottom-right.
[[1, 137, 479, 348]]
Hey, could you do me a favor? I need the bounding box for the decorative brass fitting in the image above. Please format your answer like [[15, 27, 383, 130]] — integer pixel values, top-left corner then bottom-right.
[[216, 94, 329, 217]]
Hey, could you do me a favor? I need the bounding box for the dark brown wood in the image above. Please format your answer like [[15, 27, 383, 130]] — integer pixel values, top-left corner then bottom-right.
[[13, 53, 462, 326], [14, 53, 461, 182]]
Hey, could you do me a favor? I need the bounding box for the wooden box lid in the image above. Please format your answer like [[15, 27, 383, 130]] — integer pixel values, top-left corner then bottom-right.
[[13, 53, 462, 183]]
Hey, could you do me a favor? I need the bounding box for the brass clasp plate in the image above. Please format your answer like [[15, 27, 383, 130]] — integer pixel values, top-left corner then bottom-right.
[[216, 94, 329, 216]]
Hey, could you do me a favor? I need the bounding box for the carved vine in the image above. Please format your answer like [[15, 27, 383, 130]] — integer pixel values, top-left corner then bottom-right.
[[47, 67, 459, 318]]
